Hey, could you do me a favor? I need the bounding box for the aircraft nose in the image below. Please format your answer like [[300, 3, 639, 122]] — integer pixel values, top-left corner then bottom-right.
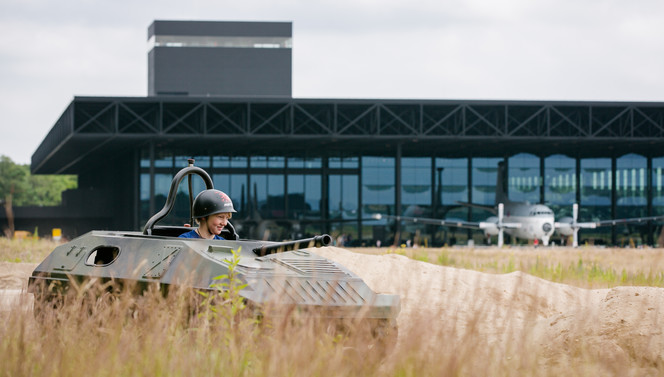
[[542, 222, 553, 233]]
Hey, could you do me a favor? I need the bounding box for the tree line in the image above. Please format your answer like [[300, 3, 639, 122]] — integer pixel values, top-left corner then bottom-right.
[[0, 155, 77, 237]]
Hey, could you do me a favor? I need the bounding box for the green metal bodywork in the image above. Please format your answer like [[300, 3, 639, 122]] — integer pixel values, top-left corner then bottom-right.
[[27, 162, 400, 321], [28, 230, 400, 319]]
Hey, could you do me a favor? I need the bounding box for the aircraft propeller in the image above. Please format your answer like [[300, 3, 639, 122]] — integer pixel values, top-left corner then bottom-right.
[[555, 203, 596, 247], [479, 203, 521, 247]]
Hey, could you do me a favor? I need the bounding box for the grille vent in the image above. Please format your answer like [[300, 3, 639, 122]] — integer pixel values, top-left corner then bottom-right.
[[264, 279, 365, 305], [274, 257, 347, 276]]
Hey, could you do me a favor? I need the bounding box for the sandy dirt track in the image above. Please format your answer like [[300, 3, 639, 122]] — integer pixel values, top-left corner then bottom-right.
[[313, 247, 664, 371], [2, 249, 664, 371]]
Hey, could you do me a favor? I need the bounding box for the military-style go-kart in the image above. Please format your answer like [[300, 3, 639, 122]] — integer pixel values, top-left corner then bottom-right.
[[28, 161, 400, 335]]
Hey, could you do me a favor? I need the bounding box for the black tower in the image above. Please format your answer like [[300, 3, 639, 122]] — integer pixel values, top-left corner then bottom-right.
[[148, 20, 292, 97]]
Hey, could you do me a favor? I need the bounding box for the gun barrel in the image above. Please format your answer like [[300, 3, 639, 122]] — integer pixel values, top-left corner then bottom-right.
[[253, 234, 332, 256]]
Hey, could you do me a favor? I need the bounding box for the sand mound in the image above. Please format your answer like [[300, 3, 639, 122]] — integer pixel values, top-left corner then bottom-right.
[[0, 262, 36, 290], [314, 247, 664, 369]]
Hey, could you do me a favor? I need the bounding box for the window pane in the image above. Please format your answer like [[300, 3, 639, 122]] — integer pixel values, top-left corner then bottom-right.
[[508, 153, 540, 203], [251, 174, 285, 218], [213, 174, 247, 213], [329, 175, 358, 220], [213, 156, 248, 168], [545, 154, 576, 206], [288, 174, 321, 218], [472, 158, 501, 206], [362, 156, 394, 211], [288, 157, 322, 168], [401, 157, 432, 210]]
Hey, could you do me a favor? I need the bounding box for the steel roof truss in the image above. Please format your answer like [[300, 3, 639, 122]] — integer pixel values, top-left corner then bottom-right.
[[549, 106, 589, 136], [206, 103, 245, 133], [118, 103, 158, 134], [464, 105, 504, 136], [379, 104, 418, 135], [162, 103, 204, 134], [507, 106, 547, 137], [336, 104, 377, 135], [293, 104, 333, 134], [634, 107, 664, 137], [591, 107, 630, 137], [75, 102, 116, 134], [249, 103, 290, 134], [422, 105, 463, 135]]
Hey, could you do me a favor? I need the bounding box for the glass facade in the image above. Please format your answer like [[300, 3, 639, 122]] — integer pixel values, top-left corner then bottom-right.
[[545, 155, 576, 207], [615, 154, 648, 246], [401, 157, 432, 212], [653, 158, 664, 215], [362, 157, 395, 217], [508, 154, 540, 204], [138, 148, 664, 247], [579, 158, 612, 244]]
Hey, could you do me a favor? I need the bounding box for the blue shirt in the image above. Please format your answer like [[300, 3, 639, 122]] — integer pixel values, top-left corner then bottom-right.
[[178, 229, 225, 240]]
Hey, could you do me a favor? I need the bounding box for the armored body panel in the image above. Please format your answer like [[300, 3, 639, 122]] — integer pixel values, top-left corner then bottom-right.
[[28, 162, 400, 323], [28, 230, 399, 319]]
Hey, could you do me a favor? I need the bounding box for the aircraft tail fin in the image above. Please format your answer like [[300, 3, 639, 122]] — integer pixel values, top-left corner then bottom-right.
[[496, 161, 509, 205]]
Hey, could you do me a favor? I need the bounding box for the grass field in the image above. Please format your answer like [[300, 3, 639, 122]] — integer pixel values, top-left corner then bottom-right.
[[351, 245, 664, 289], [5, 238, 664, 289], [2, 239, 664, 376]]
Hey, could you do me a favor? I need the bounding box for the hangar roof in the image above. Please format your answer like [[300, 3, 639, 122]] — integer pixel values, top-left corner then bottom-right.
[[32, 96, 664, 174]]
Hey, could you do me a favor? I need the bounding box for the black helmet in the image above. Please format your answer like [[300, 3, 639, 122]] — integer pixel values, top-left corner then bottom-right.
[[192, 189, 236, 219]]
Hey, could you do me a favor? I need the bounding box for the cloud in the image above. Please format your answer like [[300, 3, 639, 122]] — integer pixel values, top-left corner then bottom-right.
[[0, 0, 663, 164]]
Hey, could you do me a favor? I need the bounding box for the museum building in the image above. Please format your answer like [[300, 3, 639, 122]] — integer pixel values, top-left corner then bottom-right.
[[27, 20, 664, 246]]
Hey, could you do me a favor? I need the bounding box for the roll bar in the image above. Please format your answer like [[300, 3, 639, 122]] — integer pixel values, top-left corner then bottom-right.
[[142, 161, 214, 235]]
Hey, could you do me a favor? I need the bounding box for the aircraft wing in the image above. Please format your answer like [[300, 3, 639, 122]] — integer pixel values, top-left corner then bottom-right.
[[371, 214, 482, 230], [592, 215, 664, 227], [455, 201, 497, 215]]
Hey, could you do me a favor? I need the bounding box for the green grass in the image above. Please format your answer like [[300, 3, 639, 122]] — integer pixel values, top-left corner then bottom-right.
[[384, 246, 664, 288], [0, 237, 58, 263]]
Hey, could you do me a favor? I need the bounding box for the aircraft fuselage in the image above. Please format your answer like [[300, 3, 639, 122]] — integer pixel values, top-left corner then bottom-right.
[[502, 202, 555, 244]]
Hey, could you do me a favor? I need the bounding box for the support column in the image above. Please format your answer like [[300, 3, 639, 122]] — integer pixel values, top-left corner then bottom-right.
[[611, 156, 617, 245], [322, 156, 329, 235], [467, 157, 473, 242], [149, 141, 155, 216], [395, 144, 402, 244], [575, 158, 581, 205], [358, 156, 363, 242], [132, 148, 140, 231], [540, 156, 545, 204], [648, 157, 654, 245]]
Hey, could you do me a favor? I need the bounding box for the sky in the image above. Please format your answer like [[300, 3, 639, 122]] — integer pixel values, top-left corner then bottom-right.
[[1, 0, 663, 164]]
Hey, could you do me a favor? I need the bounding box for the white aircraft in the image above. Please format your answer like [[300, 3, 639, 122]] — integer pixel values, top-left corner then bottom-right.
[[374, 162, 664, 247]]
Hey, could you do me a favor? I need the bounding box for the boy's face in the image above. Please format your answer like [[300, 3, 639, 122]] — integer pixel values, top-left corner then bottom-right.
[[203, 213, 232, 235]]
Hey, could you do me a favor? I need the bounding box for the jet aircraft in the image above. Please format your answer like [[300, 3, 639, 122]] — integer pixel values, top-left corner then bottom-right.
[[374, 162, 664, 247]]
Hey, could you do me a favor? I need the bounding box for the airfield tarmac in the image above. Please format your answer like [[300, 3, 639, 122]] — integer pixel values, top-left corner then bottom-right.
[[2, 247, 663, 373]]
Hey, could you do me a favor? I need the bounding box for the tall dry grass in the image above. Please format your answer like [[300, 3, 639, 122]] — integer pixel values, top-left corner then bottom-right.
[[2, 240, 664, 375], [4, 277, 661, 376], [0, 237, 59, 263]]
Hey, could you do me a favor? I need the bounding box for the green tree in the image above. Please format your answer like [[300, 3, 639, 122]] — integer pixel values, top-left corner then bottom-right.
[[0, 156, 28, 237], [0, 155, 77, 237], [19, 171, 77, 206]]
